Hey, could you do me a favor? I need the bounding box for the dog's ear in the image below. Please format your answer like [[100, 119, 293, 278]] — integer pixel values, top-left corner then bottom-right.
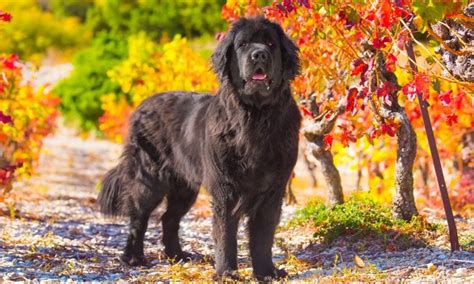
[[273, 23, 300, 81], [212, 32, 234, 82]]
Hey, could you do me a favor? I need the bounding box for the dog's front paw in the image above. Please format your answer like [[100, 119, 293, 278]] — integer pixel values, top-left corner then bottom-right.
[[120, 254, 148, 266], [255, 267, 288, 281]]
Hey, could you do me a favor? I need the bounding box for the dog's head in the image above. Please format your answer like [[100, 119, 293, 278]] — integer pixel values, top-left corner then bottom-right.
[[212, 17, 299, 104]]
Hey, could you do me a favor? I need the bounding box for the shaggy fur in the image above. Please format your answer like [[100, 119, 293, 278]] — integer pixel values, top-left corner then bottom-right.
[[97, 17, 301, 280]]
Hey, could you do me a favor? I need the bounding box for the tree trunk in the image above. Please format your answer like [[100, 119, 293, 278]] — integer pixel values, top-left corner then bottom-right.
[[391, 110, 418, 220], [431, 3, 474, 82], [365, 48, 419, 220], [302, 140, 318, 187], [302, 97, 345, 207], [305, 140, 343, 206]]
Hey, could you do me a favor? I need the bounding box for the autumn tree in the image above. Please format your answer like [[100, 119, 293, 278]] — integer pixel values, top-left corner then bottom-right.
[[222, 0, 473, 220]]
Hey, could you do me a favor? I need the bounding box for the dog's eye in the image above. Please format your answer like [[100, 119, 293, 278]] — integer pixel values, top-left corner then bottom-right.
[[239, 42, 248, 48], [267, 42, 274, 47]]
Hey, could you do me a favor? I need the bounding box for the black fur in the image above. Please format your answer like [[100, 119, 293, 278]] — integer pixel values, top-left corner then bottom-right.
[[98, 17, 301, 280]]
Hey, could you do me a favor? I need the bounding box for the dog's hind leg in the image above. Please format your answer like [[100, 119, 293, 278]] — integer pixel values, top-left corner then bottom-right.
[[121, 182, 164, 266], [161, 182, 198, 261]]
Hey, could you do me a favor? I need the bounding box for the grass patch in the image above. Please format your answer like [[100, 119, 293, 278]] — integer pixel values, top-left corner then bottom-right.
[[290, 194, 439, 245], [460, 231, 474, 251]]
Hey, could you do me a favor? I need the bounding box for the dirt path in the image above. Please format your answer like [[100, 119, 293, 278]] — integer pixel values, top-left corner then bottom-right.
[[0, 125, 473, 282]]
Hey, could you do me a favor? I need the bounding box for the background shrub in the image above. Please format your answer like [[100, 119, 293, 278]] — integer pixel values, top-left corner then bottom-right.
[[0, 0, 90, 62], [52, 0, 225, 133], [84, 0, 226, 40], [53, 33, 128, 132]]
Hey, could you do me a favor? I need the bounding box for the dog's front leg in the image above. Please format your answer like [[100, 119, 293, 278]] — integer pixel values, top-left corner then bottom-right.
[[248, 188, 287, 280], [212, 195, 240, 279]]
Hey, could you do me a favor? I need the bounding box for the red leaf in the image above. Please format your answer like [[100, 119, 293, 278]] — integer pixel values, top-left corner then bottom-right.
[[414, 74, 430, 99], [407, 107, 421, 121], [380, 123, 397, 137], [446, 113, 458, 126], [346, 88, 358, 113], [373, 36, 391, 49], [385, 53, 397, 72], [366, 11, 375, 22], [338, 123, 357, 147], [402, 74, 429, 101], [323, 134, 333, 150], [283, 0, 295, 13], [301, 105, 312, 117], [438, 90, 452, 106], [0, 11, 12, 22], [351, 59, 368, 76], [2, 54, 18, 70], [0, 111, 12, 124], [376, 0, 396, 29]]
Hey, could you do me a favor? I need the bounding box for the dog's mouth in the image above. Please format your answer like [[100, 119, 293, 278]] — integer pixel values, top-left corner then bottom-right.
[[252, 68, 267, 81], [243, 68, 273, 91]]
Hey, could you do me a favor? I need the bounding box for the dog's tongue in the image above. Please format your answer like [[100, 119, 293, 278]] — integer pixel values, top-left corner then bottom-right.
[[252, 73, 267, 80]]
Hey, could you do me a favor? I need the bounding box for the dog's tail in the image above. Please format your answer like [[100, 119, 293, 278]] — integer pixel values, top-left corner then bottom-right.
[[97, 165, 128, 216]]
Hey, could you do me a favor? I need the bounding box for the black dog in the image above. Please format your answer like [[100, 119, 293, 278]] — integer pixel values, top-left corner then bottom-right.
[[98, 17, 300, 280]]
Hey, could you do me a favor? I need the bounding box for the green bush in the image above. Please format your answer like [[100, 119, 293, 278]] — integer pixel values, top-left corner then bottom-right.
[[291, 196, 395, 243], [53, 33, 128, 132], [290, 195, 438, 244], [85, 0, 226, 39]]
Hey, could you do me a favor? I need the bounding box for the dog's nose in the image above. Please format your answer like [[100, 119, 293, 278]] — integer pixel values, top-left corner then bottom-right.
[[251, 49, 268, 63]]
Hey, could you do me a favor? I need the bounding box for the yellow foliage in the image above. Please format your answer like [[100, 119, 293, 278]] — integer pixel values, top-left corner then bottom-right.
[[100, 34, 218, 141], [0, 0, 90, 62]]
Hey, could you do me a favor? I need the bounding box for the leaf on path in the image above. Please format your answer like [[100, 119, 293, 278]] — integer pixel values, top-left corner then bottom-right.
[[427, 263, 437, 273], [354, 255, 365, 268]]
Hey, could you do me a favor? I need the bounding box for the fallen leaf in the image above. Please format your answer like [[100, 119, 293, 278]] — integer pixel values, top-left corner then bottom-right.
[[427, 263, 437, 273], [354, 255, 365, 268]]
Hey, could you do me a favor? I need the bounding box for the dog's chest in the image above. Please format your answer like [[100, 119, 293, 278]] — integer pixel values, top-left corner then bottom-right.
[[225, 127, 294, 179]]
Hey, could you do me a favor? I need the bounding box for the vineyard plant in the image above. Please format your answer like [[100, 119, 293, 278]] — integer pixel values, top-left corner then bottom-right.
[[0, 0, 473, 282], [222, 0, 473, 217], [0, 12, 60, 197]]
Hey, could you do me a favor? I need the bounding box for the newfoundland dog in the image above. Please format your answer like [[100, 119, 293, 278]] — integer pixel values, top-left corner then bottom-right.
[[98, 17, 300, 280]]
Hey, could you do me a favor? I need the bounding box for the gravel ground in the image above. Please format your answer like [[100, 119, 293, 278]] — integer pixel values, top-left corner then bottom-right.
[[0, 125, 473, 282]]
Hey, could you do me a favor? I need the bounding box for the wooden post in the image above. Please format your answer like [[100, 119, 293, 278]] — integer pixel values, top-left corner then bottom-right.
[[403, 16, 460, 251]]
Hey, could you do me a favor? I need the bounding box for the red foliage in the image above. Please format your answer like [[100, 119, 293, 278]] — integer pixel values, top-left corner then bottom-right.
[[0, 11, 11, 22], [323, 134, 333, 150]]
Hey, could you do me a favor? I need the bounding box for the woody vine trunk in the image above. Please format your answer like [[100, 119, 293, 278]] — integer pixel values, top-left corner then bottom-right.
[[366, 46, 418, 220], [302, 95, 345, 206]]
